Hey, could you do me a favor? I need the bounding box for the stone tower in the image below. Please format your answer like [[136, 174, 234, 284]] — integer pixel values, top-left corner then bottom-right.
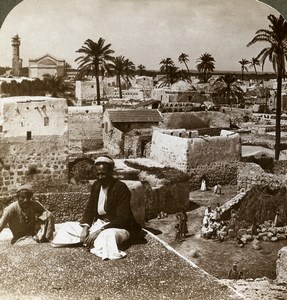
[[11, 34, 22, 76]]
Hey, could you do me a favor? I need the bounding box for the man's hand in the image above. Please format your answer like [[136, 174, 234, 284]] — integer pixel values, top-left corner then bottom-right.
[[80, 226, 89, 243], [84, 230, 101, 248]]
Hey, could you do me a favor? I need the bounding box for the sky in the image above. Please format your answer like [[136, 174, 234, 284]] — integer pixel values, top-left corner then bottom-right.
[[0, 0, 281, 72]]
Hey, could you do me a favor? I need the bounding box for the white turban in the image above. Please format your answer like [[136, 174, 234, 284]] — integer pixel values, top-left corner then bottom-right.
[[16, 184, 33, 193], [94, 156, 115, 168]]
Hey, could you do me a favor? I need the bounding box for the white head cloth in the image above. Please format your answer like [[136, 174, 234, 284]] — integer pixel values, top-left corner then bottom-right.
[[94, 156, 115, 168], [16, 184, 33, 193]]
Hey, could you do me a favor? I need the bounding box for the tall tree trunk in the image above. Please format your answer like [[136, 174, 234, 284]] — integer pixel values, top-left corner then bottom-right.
[[254, 66, 258, 82], [117, 75, 122, 98], [275, 64, 283, 160], [96, 72, 101, 105]]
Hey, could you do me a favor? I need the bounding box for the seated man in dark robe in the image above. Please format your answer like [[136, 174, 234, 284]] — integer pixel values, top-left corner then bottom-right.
[[52, 155, 141, 260]]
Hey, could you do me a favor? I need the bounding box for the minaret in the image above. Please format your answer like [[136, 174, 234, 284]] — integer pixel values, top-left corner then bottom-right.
[[11, 34, 22, 76]]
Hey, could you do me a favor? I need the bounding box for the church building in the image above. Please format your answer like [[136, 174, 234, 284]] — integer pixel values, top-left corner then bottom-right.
[[28, 54, 65, 79]]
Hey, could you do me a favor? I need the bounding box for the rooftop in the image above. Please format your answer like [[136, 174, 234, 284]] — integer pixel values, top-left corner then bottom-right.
[[0, 230, 243, 300], [108, 109, 162, 123]]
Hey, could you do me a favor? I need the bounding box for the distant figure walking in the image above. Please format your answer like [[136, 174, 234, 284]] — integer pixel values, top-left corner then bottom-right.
[[214, 183, 222, 194], [200, 175, 208, 191]]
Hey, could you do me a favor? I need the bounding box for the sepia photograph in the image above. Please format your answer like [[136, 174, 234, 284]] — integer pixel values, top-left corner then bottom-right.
[[0, 0, 287, 299]]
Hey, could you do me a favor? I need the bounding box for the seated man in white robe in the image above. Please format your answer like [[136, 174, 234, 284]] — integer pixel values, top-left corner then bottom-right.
[[52, 156, 141, 260]]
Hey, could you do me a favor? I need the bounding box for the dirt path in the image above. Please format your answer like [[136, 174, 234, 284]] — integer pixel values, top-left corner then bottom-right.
[[145, 185, 287, 299]]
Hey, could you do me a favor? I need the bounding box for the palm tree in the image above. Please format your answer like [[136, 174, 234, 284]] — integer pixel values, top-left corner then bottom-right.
[[168, 65, 181, 84], [110, 56, 136, 98], [212, 74, 244, 107], [238, 58, 249, 80], [159, 57, 175, 84], [249, 57, 261, 80], [123, 58, 136, 88], [137, 64, 146, 76], [247, 14, 287, 160], [75, 38, 114, 105], [178, 53, 190, 80], [43, 74, 74, 98], [196, 53, 215, 83]]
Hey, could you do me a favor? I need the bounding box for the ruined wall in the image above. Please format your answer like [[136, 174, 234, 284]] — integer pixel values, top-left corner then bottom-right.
[[0, 135, 69, 193], [68, 106, 103, 154], [103, 127, 123, 157], [237, 162, 286, 191], [150, 130, 241, 172], [123, 129, 153, 158]]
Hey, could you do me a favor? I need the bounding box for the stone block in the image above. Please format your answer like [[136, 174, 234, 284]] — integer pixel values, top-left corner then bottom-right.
[[271, 236, 278, 242], [267, 232, 274, 239], [237, 228, 247, 235], [228, 229, 235, 238], [246, 228, 252, 235], [277, 227, 285, 234], [268, 227, 277, 234], [242, 234, 253, 242], [123, 180, 145, 227], [258, 232, 268, 239], [276, 246, 287, 284], [262, 236, 269, 241], [252, 239, 262, 250], [276, 233, 286, 240]]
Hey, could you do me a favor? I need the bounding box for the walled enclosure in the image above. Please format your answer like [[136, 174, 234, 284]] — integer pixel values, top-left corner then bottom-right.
[[0, 96, 68, 138], [150, 129, 241, 173], [68, 106, 103, 157]]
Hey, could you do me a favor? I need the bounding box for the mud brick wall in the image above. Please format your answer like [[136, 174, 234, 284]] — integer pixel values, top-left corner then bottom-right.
[[150, 130, 241, 172], [189, 161, 238, 190], [0, 135, 69, 193]]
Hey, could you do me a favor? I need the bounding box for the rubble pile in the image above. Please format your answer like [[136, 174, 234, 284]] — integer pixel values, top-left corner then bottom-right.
[[236, 185, 287, 225]]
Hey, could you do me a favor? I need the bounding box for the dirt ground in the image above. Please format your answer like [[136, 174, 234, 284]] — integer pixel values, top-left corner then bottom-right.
[[145, 185, 287, 299], [145, 185, 287, 280]]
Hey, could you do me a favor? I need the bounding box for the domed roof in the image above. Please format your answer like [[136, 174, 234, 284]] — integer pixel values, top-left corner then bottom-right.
[[170, 80, 194, 91]]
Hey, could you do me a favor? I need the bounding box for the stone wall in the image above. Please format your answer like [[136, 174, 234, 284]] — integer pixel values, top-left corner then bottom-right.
[[68, 106, 103, 155], [143, 181, 190, 219], [150, 129, 241, 172], [276, 246, 287, 284], [237, 162, 286, 191], [189, 161, 238, 190], [124, 129, 153, 158], [0, 135, 69, 193], [103, 127, 124, 157], [0, 180, 146, 226]]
